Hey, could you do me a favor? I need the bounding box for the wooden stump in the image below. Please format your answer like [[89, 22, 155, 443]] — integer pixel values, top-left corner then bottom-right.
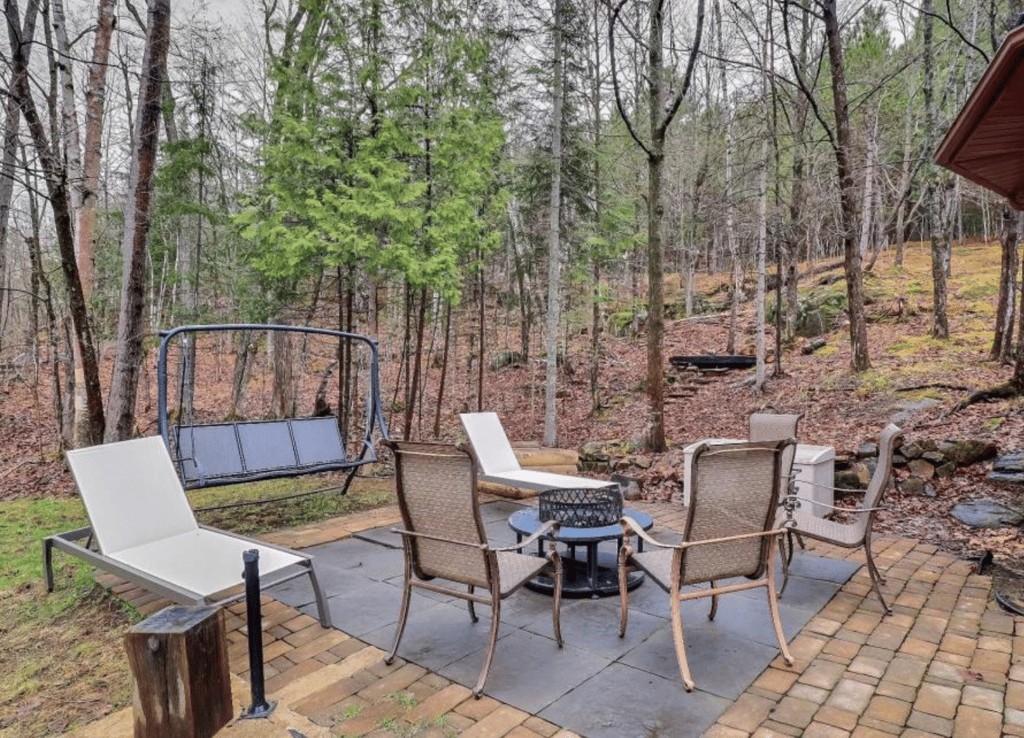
[[124, 605, 232, 738]]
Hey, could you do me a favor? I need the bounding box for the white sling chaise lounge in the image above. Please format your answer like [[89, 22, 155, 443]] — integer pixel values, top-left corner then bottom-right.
[[43, 436, 331, 628], [460, 412, 614, 492]]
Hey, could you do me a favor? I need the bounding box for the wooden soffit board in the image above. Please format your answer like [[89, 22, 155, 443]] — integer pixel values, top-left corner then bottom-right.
[[936, 24, 1024, 209]]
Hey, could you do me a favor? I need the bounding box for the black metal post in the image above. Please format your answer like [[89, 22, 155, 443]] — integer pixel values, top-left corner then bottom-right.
[[241, 549, 275, 719]]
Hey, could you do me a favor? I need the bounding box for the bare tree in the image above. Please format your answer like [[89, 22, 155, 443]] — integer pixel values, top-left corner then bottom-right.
[[544, 0, 564, 447], [781, 0, 870, 371], [105, 0, 172, 441], [992, 205, 1020, 363], [922, 0, 949, 340], [6, 0, 106, 443], [609, 0, 706, 451]]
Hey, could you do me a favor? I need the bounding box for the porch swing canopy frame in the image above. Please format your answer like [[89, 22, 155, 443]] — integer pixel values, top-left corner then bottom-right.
[[157, 323, 388, 490]]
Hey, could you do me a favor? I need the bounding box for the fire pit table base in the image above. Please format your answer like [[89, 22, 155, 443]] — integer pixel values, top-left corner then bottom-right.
[[524, 549, 646, 598], [508, 507, 654, 599]]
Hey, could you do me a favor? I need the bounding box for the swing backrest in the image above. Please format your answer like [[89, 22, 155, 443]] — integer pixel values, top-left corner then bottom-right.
[[174, 416, 347, 487]]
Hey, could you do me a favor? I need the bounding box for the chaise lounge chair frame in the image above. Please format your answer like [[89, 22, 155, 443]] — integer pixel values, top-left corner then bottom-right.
[[43, 436, 332, 628], [460, 411, 613, 492]]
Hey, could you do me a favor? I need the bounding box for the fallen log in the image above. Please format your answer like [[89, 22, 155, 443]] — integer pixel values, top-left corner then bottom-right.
[[947, 381, 1023, 415]]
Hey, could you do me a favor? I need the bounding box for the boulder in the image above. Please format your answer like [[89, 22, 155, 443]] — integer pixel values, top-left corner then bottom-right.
[[935, 462, 957, 479], [937, 439, 997, 465], [901, 478, 925, 496], [951, 499, 1024, 528], [611, 473, 643, 501], [901, 442, 924, 460], [488, 350, 525, 371], [988, 451, 1024, 485], [579, 441, 612, 463], [834, 467, 868, 491], [907, 458, 935, 480], [856, 442, 878, 460]]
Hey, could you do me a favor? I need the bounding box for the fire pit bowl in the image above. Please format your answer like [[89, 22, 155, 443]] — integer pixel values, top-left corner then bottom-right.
[[538, 486, 623, 529]]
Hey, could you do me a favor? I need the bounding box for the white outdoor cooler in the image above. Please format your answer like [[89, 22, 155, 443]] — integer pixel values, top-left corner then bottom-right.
[[682, 439, 834, 518], [792, 444, 835, 517]]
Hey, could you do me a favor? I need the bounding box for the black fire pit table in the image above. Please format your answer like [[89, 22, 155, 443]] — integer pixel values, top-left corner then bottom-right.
[[508, 489, 653, 598]]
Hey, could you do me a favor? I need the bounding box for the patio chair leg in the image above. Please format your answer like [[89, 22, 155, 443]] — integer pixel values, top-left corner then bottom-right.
[[669, 587, 695, 691], [864, 532, 887, 585], [618, 545, 632, 638], [550, 552, 563, 648], [386, 579, 413, 666], [306, 561, 333, 629], [473, 594, 501, 698], [765, 545, 794, 665], [467, 585, 478, 623], [778, 533, 791, 597], [864, 544, 892, 615], [708, 584, 718, 621]]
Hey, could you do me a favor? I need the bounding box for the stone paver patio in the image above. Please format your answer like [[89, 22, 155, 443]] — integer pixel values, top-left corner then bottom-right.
[[70, 498, 1023, 738]]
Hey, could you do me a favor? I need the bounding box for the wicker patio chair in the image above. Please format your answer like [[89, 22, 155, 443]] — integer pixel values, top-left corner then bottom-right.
[[618, 439, 795, 691], [749, 412, 802, 490], [782, 423, 903, 614], [383, 440, 563, 697]]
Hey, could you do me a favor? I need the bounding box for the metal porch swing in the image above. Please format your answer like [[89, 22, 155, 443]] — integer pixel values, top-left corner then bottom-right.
[[156, 324, 389, 510]]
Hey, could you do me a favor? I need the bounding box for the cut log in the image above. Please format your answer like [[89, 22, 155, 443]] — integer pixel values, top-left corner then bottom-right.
[[124, 605, 232, 738], [801, 338, 827, 355]]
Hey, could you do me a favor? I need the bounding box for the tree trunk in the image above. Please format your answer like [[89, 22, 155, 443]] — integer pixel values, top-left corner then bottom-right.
[[544, 0, 564, 447], [754, 7, 770, 392], [589, 0, 603, 413], [432, 303, 451, 438], [1014, 219, 1024, 388], [718, 0, 740, 356], [992, 205, 1019, 362], [270, 323, 295, 419], [922, 0, 949, 340], [8, 0, 105, 444], [823, 0, 870, 371], [785, 2, 810, 342], [405, 287, 428, 440], [477, 253, 485, 411], [105, 0, 171, 441], [227, 331, 254, 420], [50, 0, 84, 214]]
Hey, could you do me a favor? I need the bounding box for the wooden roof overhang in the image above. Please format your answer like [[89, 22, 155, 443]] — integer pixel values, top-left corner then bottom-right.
[[936, 24, 1024, 209]]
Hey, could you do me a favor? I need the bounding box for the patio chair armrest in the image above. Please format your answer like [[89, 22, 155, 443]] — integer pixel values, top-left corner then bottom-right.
[[678, 528, 784, 550], [784, 495, 885, 514], [391, 527, 488, 550], [620, 515, 673, 549], [491, 520, 561, 552], [791, 479, 879, 496]]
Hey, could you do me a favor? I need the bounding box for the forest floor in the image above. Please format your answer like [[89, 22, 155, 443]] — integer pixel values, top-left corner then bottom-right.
[[3, 240, 1024, 735]]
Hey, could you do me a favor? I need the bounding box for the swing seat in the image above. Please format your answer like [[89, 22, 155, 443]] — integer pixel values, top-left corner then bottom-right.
[[175, 416, 351, 488]]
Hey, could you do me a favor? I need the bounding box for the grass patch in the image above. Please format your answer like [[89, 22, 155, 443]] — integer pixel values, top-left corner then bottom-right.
[[0, 474, 396, 738], [190, 474, 395, 535], [0, 498, 89, 592]]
